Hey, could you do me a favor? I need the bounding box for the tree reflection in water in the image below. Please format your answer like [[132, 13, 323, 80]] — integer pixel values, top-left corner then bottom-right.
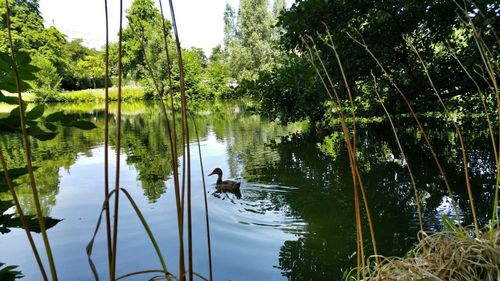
[[1, 101, 496, 280]]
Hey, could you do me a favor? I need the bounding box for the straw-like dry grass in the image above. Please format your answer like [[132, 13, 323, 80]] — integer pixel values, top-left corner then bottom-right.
[[354, 227, 500, 281]]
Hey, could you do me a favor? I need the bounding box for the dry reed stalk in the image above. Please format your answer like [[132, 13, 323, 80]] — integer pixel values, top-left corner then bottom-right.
[[0, 149, 48, 281], [303, 34, 380, 264], [301, 37, 372, 277], [4, 1, 58, 279], [407, 40, 479, 236], [361, 227, 500, 280], [453, 0, 499, 240], [348, 32, 462, 226], [371, 72, 424, 233], [110, 0, 124, 279], [322, 33, 380, 262]]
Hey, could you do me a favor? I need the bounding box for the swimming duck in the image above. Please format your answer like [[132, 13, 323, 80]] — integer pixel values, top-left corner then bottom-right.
[[208, 168, 240, 191]]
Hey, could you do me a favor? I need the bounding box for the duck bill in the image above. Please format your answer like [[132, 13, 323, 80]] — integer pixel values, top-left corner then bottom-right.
[[208, 171, 215, 176]]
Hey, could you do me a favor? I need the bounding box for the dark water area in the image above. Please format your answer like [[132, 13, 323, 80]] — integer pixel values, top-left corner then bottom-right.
[[0, 101, 496, 280]]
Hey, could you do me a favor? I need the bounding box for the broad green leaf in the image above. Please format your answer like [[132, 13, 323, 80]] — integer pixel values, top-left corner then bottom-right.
[[63, 120, 97, 130], [44, 122, 57, 131], [0, 118, 19, 132], [0, 262, 23, 281], [1, 166, 38, 178], [15, 51, 31, 66], [0, 94, 19, 105], [8, 215, 62, 233], [0, 200, 14, 214], [26, 104, 44, 120], [0, 178, 8, 193], [27, 125, 58, 141], [45, 111, 64, 122], [9, 106, 21, 119], [0, 78, 17, 93]]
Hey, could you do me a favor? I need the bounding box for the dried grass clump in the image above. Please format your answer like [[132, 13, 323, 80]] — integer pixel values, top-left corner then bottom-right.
[[358, 227, 500, 281]]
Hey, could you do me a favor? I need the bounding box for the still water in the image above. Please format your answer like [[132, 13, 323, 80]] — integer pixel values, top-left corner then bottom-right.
[[0, 101, 496, 280]]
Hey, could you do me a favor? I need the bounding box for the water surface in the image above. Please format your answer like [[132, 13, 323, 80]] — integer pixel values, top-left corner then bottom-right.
[[0, 101, 496, 280]]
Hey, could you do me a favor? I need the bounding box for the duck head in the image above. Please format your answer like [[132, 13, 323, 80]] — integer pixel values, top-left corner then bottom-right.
[[208, 167, 223, 177]]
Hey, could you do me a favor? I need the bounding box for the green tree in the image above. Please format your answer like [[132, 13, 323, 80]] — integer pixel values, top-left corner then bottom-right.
[[199, 45, 231, 98], [30, 54, 62, 101], [279, 0, 499, 108], [223, 0, 280, 83], [76, 54, 105, 89]]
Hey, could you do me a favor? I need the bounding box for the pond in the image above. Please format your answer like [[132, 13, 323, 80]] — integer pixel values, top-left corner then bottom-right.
[[0, 100, 496, 280]]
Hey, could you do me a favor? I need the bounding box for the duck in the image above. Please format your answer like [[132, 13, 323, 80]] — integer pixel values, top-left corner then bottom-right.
[[208, 168, 241, 191]]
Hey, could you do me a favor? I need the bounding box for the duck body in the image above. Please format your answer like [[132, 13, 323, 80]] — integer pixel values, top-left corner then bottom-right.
[[208, 168, 240, 191]]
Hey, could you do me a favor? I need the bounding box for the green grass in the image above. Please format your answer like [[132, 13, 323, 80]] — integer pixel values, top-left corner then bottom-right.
[[52, 86, 148, 102]]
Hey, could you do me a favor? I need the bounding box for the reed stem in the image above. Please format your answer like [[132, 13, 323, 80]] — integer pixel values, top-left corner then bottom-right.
[[5, 1, 57, 279], [103, 0, 114, 277], [167, 1, 191, 279], [110, 0, 124, 278], [0, 149, 49, 281], [371, 72, 424, 232], [408, 41, 479, 236]]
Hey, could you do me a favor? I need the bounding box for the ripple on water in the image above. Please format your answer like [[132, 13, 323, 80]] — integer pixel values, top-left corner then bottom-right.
[[209, 182, 308, 236]]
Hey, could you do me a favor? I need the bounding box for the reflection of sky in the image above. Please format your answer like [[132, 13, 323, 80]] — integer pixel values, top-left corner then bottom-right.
[[1, 128, 304, 280]]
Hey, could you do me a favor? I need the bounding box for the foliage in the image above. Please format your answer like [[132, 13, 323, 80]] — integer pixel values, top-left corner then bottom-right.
[[0, 262, 23, 280], [76, 54, 105, 89], [198, 45, 231, 98], [223, 0, 283, 83], [29, 54, 62, 101], [279, 0, 498, 106], [255, 53, 327, 124]]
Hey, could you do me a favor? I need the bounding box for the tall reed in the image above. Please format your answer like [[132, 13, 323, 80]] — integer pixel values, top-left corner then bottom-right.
[[4, 1, 58, 279], [0, 149, 49, 281], [110, 0, 124, 278], [167, 1, 194, 279], [348, 32, 462, 224], [158, 1, 186, 278], [102, 0, 113, 278], [453, 0, 500, 239], [407, 39, 479, 236], [301, 36, 377, 279], [370, 72, 424, 233]]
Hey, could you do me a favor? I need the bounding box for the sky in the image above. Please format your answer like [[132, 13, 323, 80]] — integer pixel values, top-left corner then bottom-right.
[[39, 0, 294, 55]]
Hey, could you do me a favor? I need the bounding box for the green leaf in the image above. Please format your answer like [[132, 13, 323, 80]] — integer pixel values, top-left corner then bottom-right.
[[0, 166, 39, 192], [0, 262, 23, 281], [44, 122, 58, 131], [63, 120, 97, 130], [15, 51, 31, 66], [28, 125, 58, 141], [0, 200, 14, 214], [0, 94, 19, 105], [45, 111, 64, 122], [441, 214, 464, 237], [0, 118, 19, 132], [26, 104, 44, 120], [9, 215, 62, 233]]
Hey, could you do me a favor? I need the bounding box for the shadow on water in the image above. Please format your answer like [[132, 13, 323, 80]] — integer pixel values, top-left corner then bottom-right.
[[0, 100, 497, 280]]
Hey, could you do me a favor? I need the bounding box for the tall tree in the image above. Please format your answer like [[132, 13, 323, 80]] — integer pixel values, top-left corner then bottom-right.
[[223, 0, 281, 83]]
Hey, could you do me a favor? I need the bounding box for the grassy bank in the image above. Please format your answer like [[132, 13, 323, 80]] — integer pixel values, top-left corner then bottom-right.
[[47, 86, 148, 102]]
